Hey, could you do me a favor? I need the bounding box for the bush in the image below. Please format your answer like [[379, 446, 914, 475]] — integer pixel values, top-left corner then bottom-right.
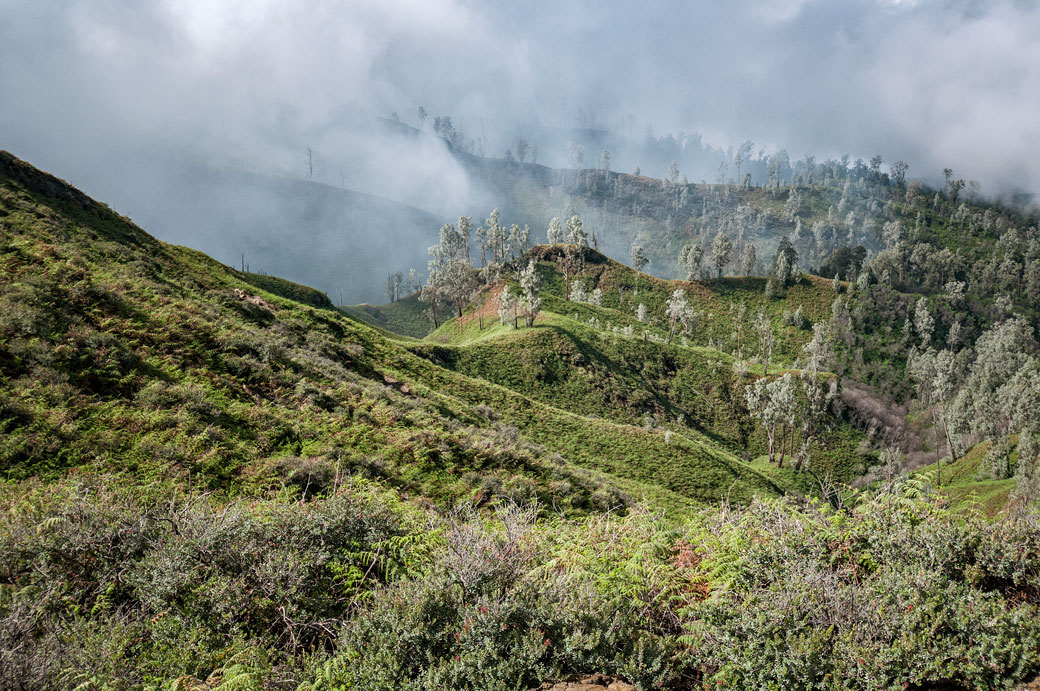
[[308, 506, 679, 691], [0, 476, 422, 688], [680, 485, 1040, 689]]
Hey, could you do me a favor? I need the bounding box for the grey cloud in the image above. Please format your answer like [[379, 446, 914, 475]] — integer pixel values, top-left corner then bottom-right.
[[0, 0, 1038, 300]]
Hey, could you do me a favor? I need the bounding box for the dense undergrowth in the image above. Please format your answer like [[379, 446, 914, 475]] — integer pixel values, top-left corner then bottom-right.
[[3, 475, 1038, 689]]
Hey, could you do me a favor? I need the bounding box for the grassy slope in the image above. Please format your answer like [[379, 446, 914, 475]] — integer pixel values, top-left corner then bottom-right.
[[0, 151, 785, 515], [914, 440, 1017, 517], [421, 248, 867, 482], [341, 293, 434, 339], [237, 270, 333, 308]]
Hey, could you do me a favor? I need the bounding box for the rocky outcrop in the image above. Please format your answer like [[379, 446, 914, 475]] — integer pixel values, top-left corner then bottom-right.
[[532, 674, 636, 691]]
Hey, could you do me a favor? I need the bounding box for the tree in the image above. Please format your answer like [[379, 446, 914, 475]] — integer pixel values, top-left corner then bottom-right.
[[869, 154, 884, 177], [516, 138, 528, 165], [498, 284, 518, 329], [475, 225, 489, 267], [485, 209, 503, 264], [636, 303, 648, 322], [457, 216, 472, 262], [631, 245, 648, 289], [711, 232, 732, 278], [794, 370, 836, 472], [741, 243, 757, 276], [547, 217, 564, 244], [734, 140, 754, 185], [668, 161, 680, 184], [427, 222, 477, 324], [890, 160, 909, 187], [567, 141, 584, 169], [420, 277, 447, 328], [600, 150, 610, 171], [439, 259, 477, 320], [565, 215, 587, 247], [818, 246, 866, 282], [417, 106, 427, 131], [773, 235, 799, 286], [509, 224, 531, 265], [910, 348, 960, 486], [666, 288, 689, 343], [754, 311, 775, 374], [679, 244, 703, 281], [306, 147, 313, 181], [914, 297, 934, 347], [518, 260, 541, 327], [557, 217, 587, 299], [950, 317, 1039, 442], [745, 373, 797, 466]]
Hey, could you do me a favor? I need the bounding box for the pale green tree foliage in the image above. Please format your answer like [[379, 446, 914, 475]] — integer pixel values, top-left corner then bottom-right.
[[518, 260, 541, 327], [566, 216, 587, 247], [950, 318, 1040, 442], [754, 311, 775, 374], [498, 285, 517, 329], [547, 217, 564, 244], [745, 373, 798, 466], [773, 236, 799, 286], [711, 232, 732, 278], [631, 244, 648, 291], [666, 288, 689, 344], [679, 243, 704, 281], [910, 347, 961, 485], [741, 243, 757, 276], [914, 297, 934, 347]]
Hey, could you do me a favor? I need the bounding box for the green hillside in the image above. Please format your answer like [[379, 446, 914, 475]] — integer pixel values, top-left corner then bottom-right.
[[4, 151, 1040, 689], [341, 293, 434, 339], [412, 248, 866, 481], [0, 150, 798, 512]]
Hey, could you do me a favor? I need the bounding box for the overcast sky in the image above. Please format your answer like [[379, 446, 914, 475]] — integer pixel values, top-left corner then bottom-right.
[[2, 0, 1039, 198]]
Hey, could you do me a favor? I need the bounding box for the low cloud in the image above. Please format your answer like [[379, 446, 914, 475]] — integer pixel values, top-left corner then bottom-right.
[[1, 0, 1037, 298]]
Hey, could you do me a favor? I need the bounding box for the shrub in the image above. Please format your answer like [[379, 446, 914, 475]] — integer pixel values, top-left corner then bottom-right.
[[680, 485, 1040, 689], [0, 476, 421, 688], [308, 506, 679, 691]]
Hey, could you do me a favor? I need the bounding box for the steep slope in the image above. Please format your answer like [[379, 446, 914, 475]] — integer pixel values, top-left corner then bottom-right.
[[0, 150, 782, 512]]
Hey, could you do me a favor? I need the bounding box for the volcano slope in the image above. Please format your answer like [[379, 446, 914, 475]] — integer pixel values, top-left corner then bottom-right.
[[3, 151, 1040, 690]]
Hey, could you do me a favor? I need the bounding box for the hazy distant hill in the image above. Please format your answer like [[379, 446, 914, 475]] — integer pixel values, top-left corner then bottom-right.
[[122, 161, 443, 304]]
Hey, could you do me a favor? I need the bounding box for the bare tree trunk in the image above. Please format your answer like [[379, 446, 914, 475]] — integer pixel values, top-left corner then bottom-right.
[[931, 408, 942, 488], [938, 401, 957, 467]]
